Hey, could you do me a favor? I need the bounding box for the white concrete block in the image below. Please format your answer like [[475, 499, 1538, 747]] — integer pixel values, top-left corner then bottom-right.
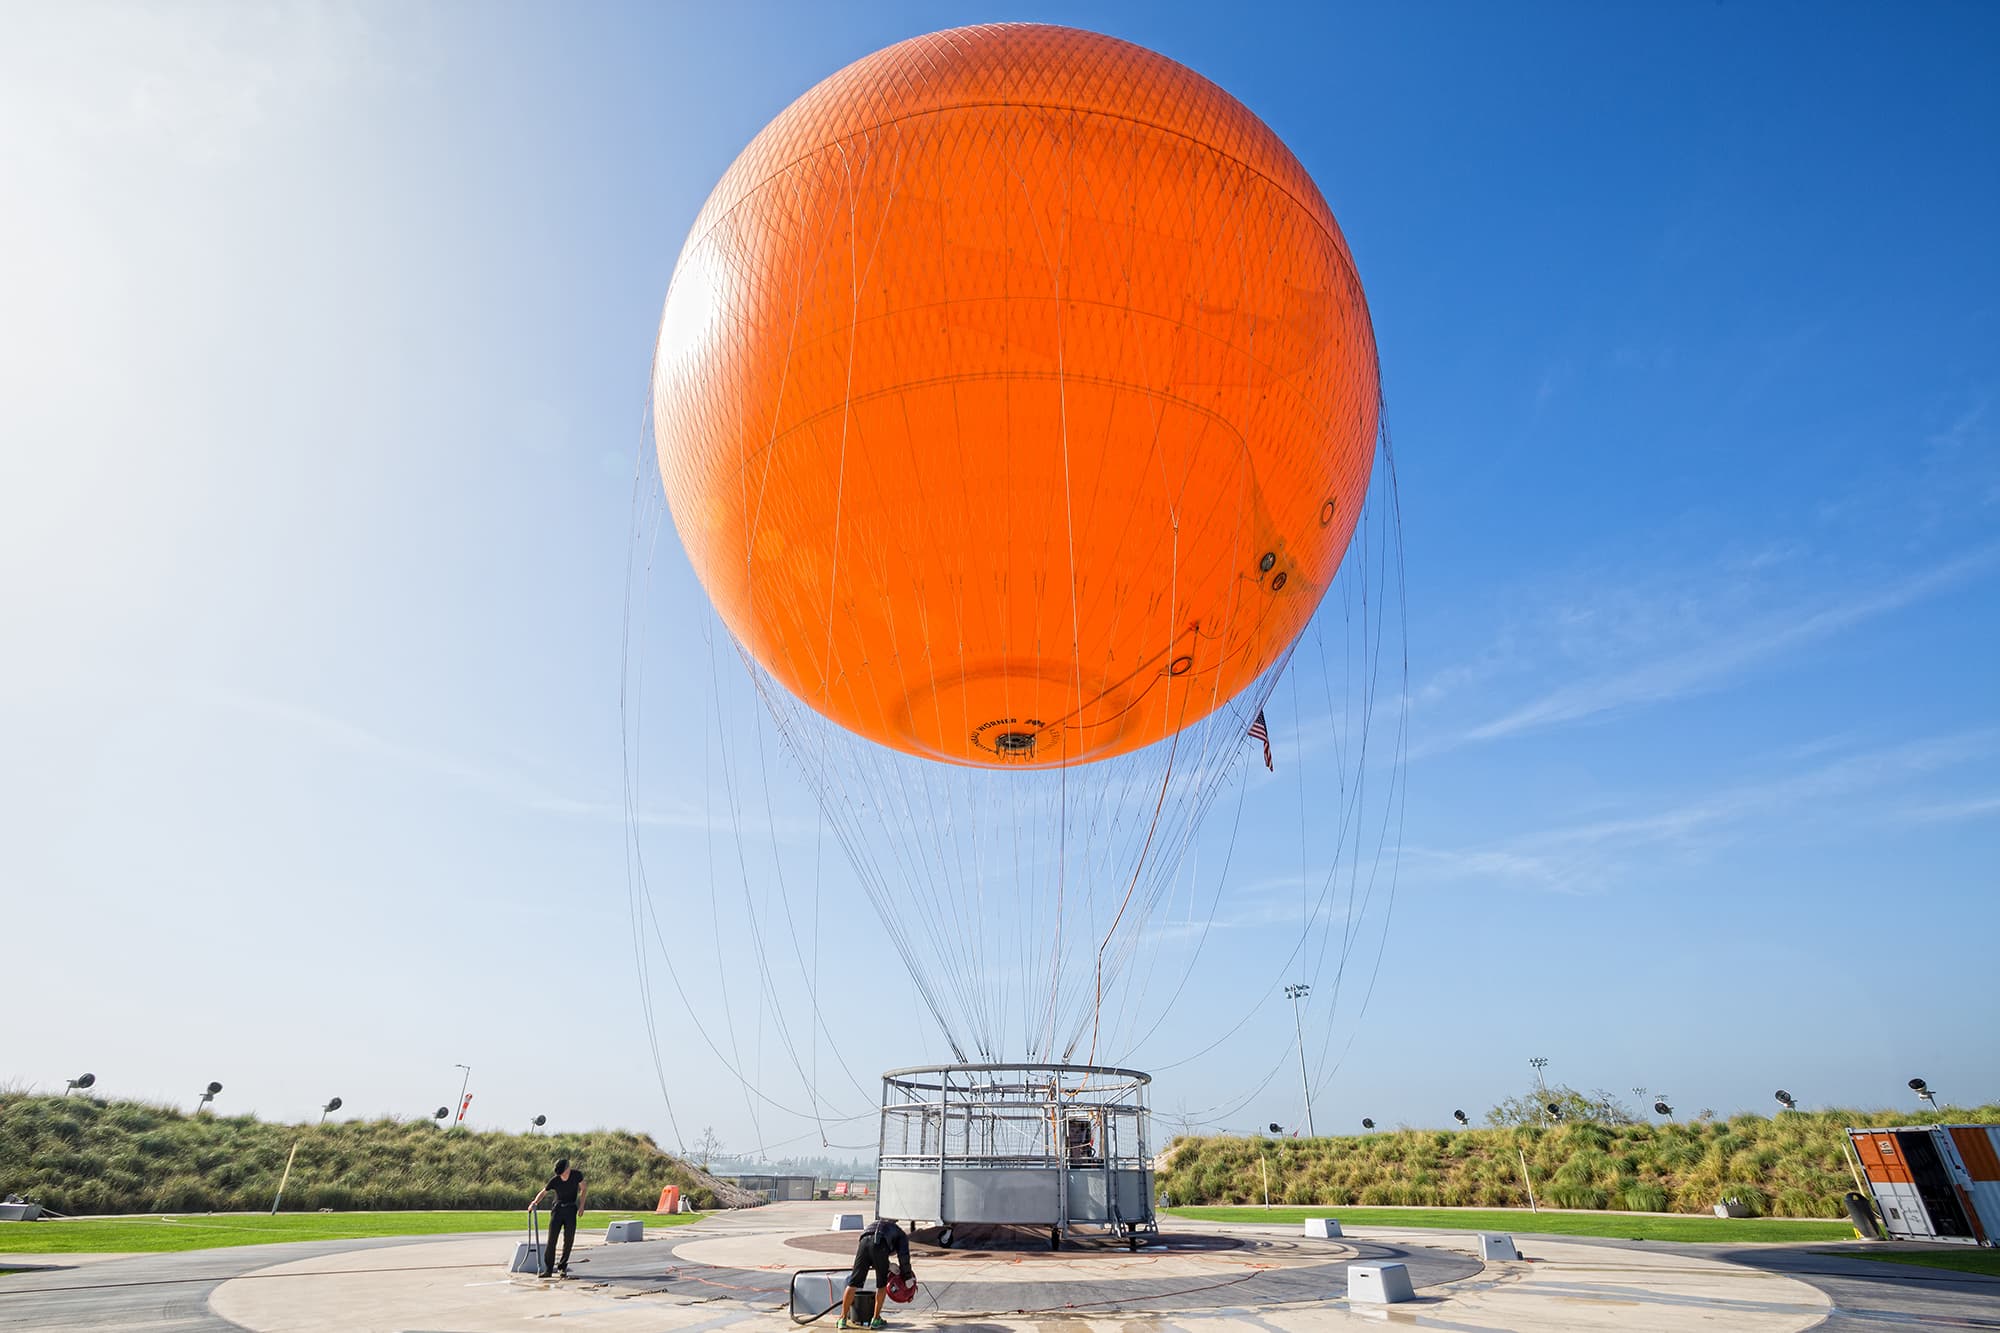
[[1347, 1261, 1414, 1304], [829, 1212, 866, 1231], [605, 1219, 644, 1243], [1477, 1232, 1517, 1261], [1304, 1217, 1343, 1238]]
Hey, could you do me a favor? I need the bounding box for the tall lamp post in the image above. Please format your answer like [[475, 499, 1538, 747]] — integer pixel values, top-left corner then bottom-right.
[[453, 1063, 472, 1129], [1283, 983, 1315, 1137], [1529, 1057, 1550, 1124]]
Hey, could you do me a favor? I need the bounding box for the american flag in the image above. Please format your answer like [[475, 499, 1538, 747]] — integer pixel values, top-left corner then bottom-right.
[[1248, 709, 1273, 771]]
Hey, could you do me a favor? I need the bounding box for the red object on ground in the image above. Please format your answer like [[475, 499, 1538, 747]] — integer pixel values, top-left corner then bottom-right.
[[885, 1274, 916, 1304]]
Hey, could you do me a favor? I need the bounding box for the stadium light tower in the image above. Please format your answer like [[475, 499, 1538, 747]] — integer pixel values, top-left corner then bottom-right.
[[1910, 1077, 1938, 1109], [1283, 983, 1315, 1137], [320, 1097, 343, 1125], [196, 1081, 223, 1113], [65, 1073, 96, 1097]]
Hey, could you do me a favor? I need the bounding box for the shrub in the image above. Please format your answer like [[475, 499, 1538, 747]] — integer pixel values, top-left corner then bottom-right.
[[0, 1093, 739, 1215], [1151, 1103, 2000, 1217], [1621, 1182, 1668, 1212]]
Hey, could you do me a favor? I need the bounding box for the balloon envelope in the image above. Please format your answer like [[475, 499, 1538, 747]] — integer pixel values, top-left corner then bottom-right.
[[654, 23, 1377, 767]]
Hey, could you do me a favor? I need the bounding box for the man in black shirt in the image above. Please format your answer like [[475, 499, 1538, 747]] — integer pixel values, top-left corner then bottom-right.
[[526, 1158, 587, 1278], [839, 1216, 913, 1329]]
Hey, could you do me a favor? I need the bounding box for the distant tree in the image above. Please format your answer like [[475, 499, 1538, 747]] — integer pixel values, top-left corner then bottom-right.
[[1485, 1084, 1639, 1127], [693, 1126, 723, 1171]]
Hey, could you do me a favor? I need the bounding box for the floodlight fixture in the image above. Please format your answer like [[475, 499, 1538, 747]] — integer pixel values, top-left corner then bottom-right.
[[1774, 1090, 1797, 1112], [197, 1081, 223, 1112], [1545, 1102, 1564, 1122], [320, 1096, 343, 1125], [65, 1073, 96, 1097], [1453, 1109, 1469, 1126], [532, 1114, 548, 1134], [433, 1106, 450, 1126], [1267, 1122, 1282, 1134], [1361, 1117, 1375, 1130], [1653, 1100, 1673, 1117], [1909, 1077, 1937, 1108], [1282, 984, 1316, 1137]]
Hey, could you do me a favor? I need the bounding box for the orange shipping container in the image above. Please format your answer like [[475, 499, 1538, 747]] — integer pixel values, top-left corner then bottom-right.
[[1852, 1133, 1913, 1184], [1951, 1127, 2000, 1182]]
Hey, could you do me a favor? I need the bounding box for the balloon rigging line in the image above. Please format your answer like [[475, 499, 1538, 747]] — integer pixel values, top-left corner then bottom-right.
[[622, 439, 874, 1131], [704, 605, 855, 1135], [620, 453, 687, 1157]]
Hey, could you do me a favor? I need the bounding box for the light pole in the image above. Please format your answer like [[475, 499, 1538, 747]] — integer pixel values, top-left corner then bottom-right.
[[196, 1081, 223, 1113], [453, 1063, 472, 1129], [65, 1073, 96, 1097], [1529, 1057, 1550, 1124], [530, 1115, 547, 1134], [1910, 1077, 1938, 1109], [1284, 983, 1315, 1137], [320, 1097, 343, 1126]]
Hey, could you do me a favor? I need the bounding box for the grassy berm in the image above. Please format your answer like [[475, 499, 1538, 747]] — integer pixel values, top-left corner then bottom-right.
[[0, 1093, 755, 1215], [1160, 1105, 2000, 1219]]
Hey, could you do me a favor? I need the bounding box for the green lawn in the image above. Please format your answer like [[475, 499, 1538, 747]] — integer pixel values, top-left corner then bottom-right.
[[1167, 1205, 1856, 1244], [0, 1209, 701, 1255], [1821, 1247, 2000, 1277]]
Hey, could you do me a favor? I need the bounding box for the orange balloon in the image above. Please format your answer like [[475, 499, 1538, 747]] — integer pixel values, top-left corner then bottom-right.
[[655, 24, 1377, 768]]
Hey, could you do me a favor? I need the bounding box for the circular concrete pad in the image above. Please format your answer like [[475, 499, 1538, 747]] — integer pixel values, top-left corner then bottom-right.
[[196, 1202, 1836, 1332]]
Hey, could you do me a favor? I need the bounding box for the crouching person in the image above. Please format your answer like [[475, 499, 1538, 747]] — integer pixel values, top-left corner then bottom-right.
[[840, 1216, 912, 1329]]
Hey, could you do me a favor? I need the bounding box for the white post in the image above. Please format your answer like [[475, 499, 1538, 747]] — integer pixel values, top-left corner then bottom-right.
[[270, 1141, 301, 1215], [1285, 984, 1315, 1137], [1517, 1147, 1537, 1213], [1261, 1155, 1271, 1209]]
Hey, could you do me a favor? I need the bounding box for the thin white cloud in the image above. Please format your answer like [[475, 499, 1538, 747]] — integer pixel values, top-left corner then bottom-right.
[[1405, 729, 2000, 895], [1890, 794, 2000, 825], [1458, 546, 1999, 746], [207, 688, 813, 836]]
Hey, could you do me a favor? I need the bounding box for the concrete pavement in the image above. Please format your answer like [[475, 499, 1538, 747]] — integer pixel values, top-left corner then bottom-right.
[[202, 1202, 1833, 1331], [8, 1202, 1996, 1331]]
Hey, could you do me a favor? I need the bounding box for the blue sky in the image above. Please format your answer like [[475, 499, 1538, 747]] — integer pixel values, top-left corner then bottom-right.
[[3, 1, 1995, 1157]]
